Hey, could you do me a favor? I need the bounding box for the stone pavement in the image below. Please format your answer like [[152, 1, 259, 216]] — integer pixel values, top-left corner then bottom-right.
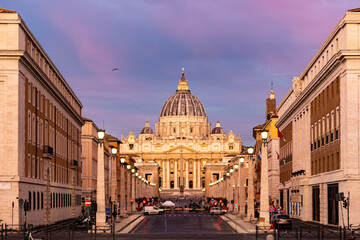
[[222, 213, 257, 233], [115, 213, 144, 233]]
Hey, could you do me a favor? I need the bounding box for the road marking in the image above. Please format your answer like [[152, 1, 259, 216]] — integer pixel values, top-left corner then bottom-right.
[[219, 215, 247, 233]]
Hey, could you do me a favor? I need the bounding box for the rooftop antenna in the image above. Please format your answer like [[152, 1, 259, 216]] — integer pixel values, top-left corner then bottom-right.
[[271, 81, 273, 91]]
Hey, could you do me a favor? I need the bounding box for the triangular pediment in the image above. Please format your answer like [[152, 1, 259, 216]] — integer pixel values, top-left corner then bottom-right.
[[164, 145, 198, 154]]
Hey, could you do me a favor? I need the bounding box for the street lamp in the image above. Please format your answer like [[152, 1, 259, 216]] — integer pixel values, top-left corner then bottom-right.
[[230, 168, 234, 173], [96, 129, 106, 225], [261, 130, 269, 142], [239, 157, 245, 163], [259, 129, 270, 225], [246, 146, 255, 222], [111, 147, 117, 155], [131, 169, 135, 173], [120, 157, 125, 164], [247, 147, 254, 155], [234, 163, 239, 169], [126, 165, 131, 170], [97, 129, 105, 140]]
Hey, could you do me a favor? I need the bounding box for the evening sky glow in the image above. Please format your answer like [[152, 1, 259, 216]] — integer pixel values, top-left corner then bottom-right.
[[1, 0, 358, 145]]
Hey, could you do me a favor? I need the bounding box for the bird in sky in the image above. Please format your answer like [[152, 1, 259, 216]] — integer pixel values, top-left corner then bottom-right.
[[112, 68, 119, 72]]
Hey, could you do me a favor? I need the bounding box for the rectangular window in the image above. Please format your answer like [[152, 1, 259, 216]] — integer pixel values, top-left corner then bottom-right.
[[32, 114, 35, 145], [28, 111, 31, 143], [28, 82, 31, 103]]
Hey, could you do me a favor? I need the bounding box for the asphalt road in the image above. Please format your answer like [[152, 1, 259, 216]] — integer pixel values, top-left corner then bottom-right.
[[131, 213, 235, 234]]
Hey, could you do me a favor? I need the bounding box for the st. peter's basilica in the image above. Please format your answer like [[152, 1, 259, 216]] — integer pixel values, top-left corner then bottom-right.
[[120, 70, 242, 197]]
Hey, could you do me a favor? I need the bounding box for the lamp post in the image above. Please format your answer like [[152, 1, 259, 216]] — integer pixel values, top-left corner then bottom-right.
[[246, 146, 255, 222], [239, 156, 246, 217], [131, 168, 136, 213], [119, 157, 127, 217], [126, 164, 131, 214], [259, 130, 270, 226], [234, 162, 239, 214], [110, 146, 117, 223], [96, 129, 106, 225]]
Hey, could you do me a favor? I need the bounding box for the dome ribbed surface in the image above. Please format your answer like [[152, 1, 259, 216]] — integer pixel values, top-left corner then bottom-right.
[[211, 127, 225, 134], [160, 91, 206, 117]]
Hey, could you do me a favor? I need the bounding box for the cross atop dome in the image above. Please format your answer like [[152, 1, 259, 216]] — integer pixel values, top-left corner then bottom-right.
[[178, 68, 189, 91]]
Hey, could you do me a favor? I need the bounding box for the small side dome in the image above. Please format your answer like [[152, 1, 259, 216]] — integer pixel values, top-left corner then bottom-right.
[[140, 121, 154, 134], [211, 121, 225, 134]]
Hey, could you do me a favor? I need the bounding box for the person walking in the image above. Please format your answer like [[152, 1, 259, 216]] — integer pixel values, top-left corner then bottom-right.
[[112, 210, 118, 223]]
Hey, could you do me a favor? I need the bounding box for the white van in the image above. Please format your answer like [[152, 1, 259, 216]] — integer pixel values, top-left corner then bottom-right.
[[144, 206, 164, 215]]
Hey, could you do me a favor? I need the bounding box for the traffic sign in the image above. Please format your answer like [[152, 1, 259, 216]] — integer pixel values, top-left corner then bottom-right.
[[269, 206, 276, 212], [85, 200, 91, 207], [233, 202, 238, 208]]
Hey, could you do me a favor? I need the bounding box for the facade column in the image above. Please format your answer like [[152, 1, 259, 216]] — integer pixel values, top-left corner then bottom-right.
[[259, 143, 270, 225], [174, 160, 178, 189], [239, 165, 245, 217], [193, 160, 197, 189], [246, 156, 255, 221], [119, 165, 126, 217], [234, 168, 239, 214], [111, 154, 117, 208], [185, 160, 189, 189], [131, 174, 136, 212], [161, 160, 165, 189], [96, 142, 106, 225], [167, 160, 170, 189], [126, 168, 131, 213]]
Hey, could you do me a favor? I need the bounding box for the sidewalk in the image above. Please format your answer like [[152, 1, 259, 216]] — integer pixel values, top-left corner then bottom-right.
[[115, 213, 144, 233], [222, 213, 257, 233]]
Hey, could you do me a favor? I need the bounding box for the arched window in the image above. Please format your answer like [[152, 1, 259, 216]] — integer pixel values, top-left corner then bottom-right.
[[189, 181, 193, 189], [170, 181, 174, 189], [41, 192, 43, 209], [37, 192, 40, 209]]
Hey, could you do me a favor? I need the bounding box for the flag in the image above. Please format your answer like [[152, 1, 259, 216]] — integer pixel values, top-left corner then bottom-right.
[[276, 151, 280, 160], [278, 129, 286, 142], [257, 154, 261, 161]]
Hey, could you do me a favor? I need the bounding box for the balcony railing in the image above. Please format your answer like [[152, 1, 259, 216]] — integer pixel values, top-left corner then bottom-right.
[[43, 145, 53, 159]]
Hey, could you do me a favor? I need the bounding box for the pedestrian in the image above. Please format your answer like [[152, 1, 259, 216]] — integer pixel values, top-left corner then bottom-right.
[[112, 210, 117, 223]]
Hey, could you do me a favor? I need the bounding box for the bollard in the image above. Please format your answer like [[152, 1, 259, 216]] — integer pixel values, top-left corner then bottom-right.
[[266, 234, 274, 240]]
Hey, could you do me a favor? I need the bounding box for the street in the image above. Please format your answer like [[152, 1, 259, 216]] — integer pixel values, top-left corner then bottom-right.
[[132, 213, 234, 234]]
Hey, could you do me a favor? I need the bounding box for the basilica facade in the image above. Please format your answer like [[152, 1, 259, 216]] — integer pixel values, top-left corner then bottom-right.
[[120, 71, 242, 197]]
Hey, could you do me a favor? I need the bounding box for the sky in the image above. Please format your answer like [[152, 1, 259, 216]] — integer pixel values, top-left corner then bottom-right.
[[2, 0, 358, 145]]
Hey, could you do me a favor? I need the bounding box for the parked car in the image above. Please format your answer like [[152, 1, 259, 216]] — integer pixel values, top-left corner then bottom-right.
[[273, 214, 292, 229], [188, 203, 203, 213], [144, 206, 164, 215], [210, 207, 223, 215], [220, 207, 228, 214]]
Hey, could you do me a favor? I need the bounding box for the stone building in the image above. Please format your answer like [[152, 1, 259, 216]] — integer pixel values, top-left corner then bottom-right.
[[0, 9, 83, 226], [276, 8, 360, 226], [120, 70, 242, 197]]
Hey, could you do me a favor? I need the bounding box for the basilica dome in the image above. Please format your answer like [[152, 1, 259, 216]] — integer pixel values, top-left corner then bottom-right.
[[140, 121, 154, 134], [211, 121, 225, 134], [160, 71, 206, 117]]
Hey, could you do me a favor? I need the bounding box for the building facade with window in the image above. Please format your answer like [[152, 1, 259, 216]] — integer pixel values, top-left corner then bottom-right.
[[120, 70, 242, 197], [0, 9, 83, 226], [276, 8, 360, 226]]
